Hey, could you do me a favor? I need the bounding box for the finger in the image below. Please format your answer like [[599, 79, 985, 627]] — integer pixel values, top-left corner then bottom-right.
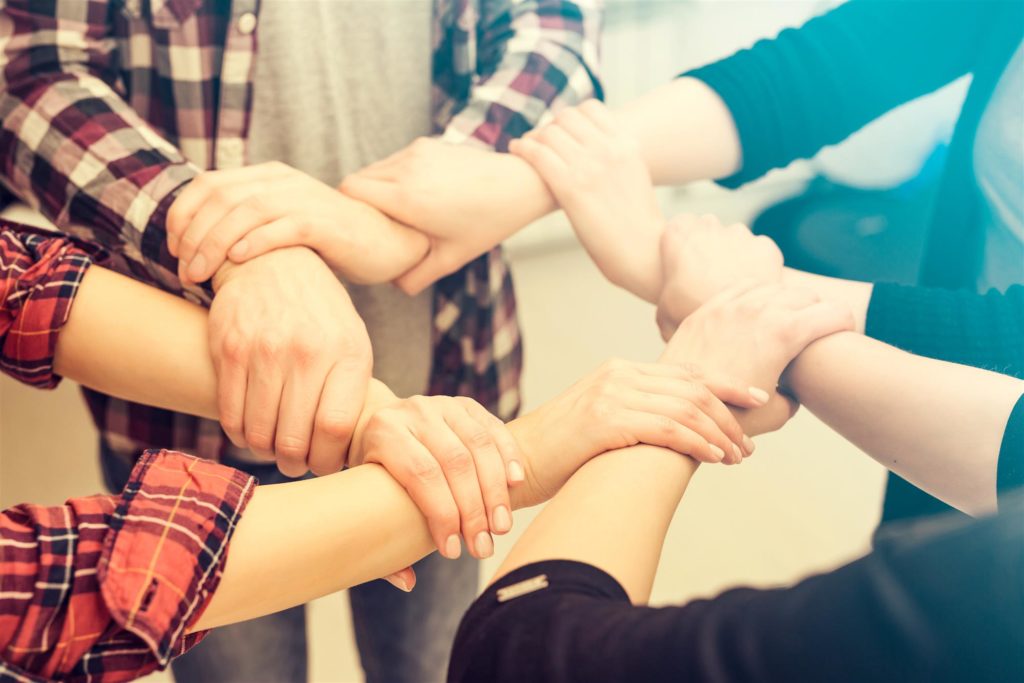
[[413, 404, 493, 559], [393, 248, 452, 296], [214, 339, 249, 449], [243, 357, 293, 475], [338, 176, 403, 216], [552, 106, 608, 148], [309, 363, 368, 472], [626, 389, 741, 464], [698, 371, 771, 409], [460, 398, 525, 487], [383, 429, 463, 558], [509, 137, 572, 189], [616, 410, 721, 463], [228, 216, 301, 263], [533, 124, 586, 163], [189, 202, 276, 281], [631, 374, 750, 450], [578, 99, 617, 133], [793, 302, 856, 348], [382, 566, 416, 593], [450, 399, 513, 535], [275, 365, 326, 476], [176, 188, 259, 284]]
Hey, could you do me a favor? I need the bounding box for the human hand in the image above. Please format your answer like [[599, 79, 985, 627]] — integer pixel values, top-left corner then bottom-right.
[[349, 393, 523, 560], [662, 281, 855, 434], [209, 246, 372, 476], [166, 162, 428, 287], [510, 100, 665, 302], [339, 137, 554, 295], [510, 359, 770, 507], [656, 214, 784, 339]]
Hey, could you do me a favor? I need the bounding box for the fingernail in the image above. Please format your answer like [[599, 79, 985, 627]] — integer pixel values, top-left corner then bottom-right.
[[749, 387, 770, 405], [493, 505, 512, 534], [743, 435, 756, 455], [386, 575, 411, 592], [507, 460, 525, 484], [231, 240, 249, 258], [187, 253, 207, 281], [444, 534, 461, 560], [475, 531, 494, 559], [731, 443, 743, 462], [708, 444, 725, 462]]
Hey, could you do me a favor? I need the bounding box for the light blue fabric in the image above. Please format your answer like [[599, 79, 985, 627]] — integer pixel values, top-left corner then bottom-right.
[[974, 42, 1024, 293]]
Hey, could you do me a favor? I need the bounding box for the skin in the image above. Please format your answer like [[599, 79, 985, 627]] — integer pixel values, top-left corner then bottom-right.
[[49, 262, 781, 616]]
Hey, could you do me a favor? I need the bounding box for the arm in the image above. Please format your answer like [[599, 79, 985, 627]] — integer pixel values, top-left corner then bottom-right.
[[339, 0, 603, 294], [784, 331, 1024, 516], [0, 0, 199, 293]]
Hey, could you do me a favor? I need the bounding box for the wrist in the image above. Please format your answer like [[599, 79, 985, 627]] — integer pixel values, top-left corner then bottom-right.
[[212, 246, 323, 292], [506, 410, 554, 510]]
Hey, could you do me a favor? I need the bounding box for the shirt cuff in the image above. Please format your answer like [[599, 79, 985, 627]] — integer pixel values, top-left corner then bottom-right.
[[0, 223, 107, 389], [98, 449, 257, 665]]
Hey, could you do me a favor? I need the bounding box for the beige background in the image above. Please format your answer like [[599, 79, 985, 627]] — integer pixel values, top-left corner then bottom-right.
[[1, 1, 968, 680]]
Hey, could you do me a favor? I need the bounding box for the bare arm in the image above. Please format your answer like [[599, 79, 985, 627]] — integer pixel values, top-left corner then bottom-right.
[[784, 332, 1024, 516], [51, 264, 768, 630]]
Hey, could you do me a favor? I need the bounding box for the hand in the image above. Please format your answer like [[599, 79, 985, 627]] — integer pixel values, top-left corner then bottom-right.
[[511, 358, 771, 506], [209, 247, 372, 476], [340, 137, 554, 295], [350, 394, 523, 561], [662, 281, 855, 433], [166, 162, 429, 287], [656, 214, 784, 339], [510, 100, 665, 302]]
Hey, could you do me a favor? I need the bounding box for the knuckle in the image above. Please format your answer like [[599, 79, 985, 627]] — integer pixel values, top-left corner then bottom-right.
[[466, 428, 495, 451], [409, 455, 444, 483], [442, 447, 475, 476], [219, 333, 248, 363], [245, 428, 274, 452], [275, 434, 310, 460], [316, 410, 356, 441]]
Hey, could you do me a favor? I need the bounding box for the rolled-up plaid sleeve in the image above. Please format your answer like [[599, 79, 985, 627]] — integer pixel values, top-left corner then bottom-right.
[[0, 222, 107, 388], [441, 0, 604, 151], [0, 0, 199, 295], [0, 450, 257, 683]]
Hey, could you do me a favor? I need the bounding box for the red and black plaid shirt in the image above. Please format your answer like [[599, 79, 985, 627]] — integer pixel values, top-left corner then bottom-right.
[[0, 224, 256, 682], [0, 0, 602, 473]]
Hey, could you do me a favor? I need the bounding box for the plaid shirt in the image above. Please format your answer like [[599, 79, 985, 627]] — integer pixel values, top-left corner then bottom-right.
[[1, 224, 256, 681], [0, 0, 602, 469]]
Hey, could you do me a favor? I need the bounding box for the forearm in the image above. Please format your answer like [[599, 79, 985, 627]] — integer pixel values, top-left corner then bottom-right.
[[785, 332, 1024, 515], [494, 445, 698, 604], [616, 77, 742, 186]]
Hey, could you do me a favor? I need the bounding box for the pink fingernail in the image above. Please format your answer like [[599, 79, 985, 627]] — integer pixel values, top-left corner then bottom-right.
[[708, 444, 725, 462], [493, 505, 512, 534], [507, 461, 525, 484], [731, 443, 742, 462], [743, 435, 756, 455], [444, 535, 461, 560], [475, 531, 494, 559], [749, 387, 770, 405]]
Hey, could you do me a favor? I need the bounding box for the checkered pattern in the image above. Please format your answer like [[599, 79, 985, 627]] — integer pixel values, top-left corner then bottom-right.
[[0, 222, 106, 389], [0, 449, 256, 682], [0, 0, 602, 470]]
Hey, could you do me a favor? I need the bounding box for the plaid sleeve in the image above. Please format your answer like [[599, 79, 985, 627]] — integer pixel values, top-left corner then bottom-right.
[[440, 0, 604, 151], [0, 0, 199, 296], [0, 450, 256, 683], [0, 222, 109, 389]]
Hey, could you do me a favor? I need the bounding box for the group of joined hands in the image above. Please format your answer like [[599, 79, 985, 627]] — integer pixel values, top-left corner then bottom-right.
[[164, 100, 853, 579]]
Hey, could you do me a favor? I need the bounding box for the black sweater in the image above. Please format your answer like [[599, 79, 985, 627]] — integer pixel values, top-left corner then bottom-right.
[[449, 397, 1024, 683], [686, 0, 1024, 523]]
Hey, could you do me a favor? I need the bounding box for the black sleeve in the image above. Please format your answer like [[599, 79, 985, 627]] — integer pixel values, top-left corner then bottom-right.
[[865, 283, 1024, 378], [683, 0, 993, 187], [999, 394, 1024, 497], [450, 505, 1024, 683]]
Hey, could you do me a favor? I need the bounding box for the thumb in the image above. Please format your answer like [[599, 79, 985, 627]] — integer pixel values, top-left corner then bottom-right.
[[393, 247, 455, 296]]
